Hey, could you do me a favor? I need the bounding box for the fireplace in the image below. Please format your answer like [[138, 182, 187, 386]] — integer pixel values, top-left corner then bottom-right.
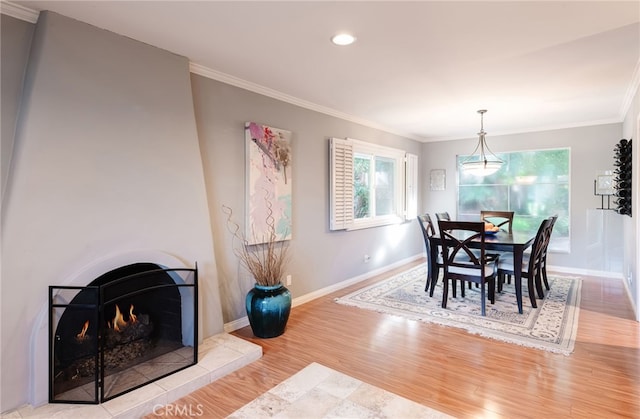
[[49, 263, 198, 404]]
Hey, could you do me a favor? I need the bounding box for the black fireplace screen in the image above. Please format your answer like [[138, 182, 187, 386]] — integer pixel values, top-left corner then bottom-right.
[[49, 263, 198, 404]]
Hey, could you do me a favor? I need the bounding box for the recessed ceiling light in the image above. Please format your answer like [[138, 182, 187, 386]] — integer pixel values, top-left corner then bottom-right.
[[331, 33, 356, 46]]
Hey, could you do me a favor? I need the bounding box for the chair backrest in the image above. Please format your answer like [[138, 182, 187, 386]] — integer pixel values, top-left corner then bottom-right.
[[435, 212, 451, 221], [480, 210, 514, 233], [437, 220, 488, 276], [417, 213, 436, 239], [526, 218, 552, 274], [417, 214, 437, 275], [541, 214, 558, 262]]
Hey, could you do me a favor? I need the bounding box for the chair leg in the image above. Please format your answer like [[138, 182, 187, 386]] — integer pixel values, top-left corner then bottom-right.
[[480, 283, 486, 316], [542, 266, 550, 290], [429, 267, 440, 296], [442, 279, 449, 309], [527, 276, 538, 309], [534, 268, 545, 299], [489, 279, 495, 304]]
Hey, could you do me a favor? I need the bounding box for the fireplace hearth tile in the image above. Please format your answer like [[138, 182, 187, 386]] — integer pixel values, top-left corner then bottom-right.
[[101, 382, 167, 418], [155, 365, 211, 402], [3, 333, 261, 418], [198, 343, 249, 371], [15, 402, 112, 418]]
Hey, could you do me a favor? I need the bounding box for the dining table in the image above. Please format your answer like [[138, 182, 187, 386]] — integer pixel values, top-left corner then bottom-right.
[[428, 228, 537, 314]]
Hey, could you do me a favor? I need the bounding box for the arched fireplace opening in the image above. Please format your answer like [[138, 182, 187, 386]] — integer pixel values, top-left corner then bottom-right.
[[49, 263, 198, 404]]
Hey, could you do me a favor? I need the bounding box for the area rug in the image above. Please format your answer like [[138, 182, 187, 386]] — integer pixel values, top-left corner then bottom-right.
[[335, 264, 581, 355], [227, 362, 453, 418]]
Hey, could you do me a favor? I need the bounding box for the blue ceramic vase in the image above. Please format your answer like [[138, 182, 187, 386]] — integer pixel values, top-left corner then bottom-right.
[[245, 283, 291, 338]]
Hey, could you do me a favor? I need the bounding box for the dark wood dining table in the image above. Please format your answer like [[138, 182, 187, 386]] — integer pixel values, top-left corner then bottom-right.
[[429, 229, 537, 314]]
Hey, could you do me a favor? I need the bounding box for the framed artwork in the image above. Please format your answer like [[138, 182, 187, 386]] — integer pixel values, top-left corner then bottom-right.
[[245, 122, 292, 244], [430, 169, 446, 191], [595, 170, 614, 195]]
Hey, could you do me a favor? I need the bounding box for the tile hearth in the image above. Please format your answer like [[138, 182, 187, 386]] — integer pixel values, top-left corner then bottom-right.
[[2, 333, 261, 419]]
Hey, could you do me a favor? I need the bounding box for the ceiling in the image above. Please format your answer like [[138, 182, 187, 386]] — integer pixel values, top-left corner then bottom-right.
[[6, 1, 640, 142]]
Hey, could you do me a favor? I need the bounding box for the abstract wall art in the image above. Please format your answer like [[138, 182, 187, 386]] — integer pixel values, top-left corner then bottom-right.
[[245, 122, 292, 244]]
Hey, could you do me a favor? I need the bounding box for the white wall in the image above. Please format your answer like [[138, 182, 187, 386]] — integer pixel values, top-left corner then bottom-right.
[[1, 12, 222, 411], [622, 80, 639, 319]]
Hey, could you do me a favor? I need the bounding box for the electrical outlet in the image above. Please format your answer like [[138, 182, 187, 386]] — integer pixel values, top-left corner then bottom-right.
[[286, 274, 292, 286], [364, 254, 371, 263]]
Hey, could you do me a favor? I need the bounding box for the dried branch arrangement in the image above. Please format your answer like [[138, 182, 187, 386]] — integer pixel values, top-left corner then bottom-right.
[[223, 199, 290, 287]]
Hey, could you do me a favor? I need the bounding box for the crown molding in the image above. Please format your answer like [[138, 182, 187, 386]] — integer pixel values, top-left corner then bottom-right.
[[0, 1, 39, 23], [189, 62, 424, 142], [620, 58, 640, 120], [5, 1, 630, 142], [1, 0, 420, 143]]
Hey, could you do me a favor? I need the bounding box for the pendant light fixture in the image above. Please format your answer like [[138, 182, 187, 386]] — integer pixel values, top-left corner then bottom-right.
[[460, 109, 503, 176]]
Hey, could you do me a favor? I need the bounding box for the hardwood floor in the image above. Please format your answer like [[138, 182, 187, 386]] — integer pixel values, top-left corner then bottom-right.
[[157, 260, 640, 418]]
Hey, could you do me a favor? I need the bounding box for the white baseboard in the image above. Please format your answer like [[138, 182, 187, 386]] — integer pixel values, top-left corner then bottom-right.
[[223, 254, 423, 333], [547, 264, 624, 280], [223, 257, 632, 332]]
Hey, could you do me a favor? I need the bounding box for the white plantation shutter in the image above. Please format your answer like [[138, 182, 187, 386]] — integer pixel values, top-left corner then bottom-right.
[[330, 137, 354, 230], [405, 153, 418, 220]]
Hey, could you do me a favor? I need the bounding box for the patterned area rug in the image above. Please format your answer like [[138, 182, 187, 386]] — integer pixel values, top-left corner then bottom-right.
[[227, 362, 453, 418], [335, 264, 582, 355]]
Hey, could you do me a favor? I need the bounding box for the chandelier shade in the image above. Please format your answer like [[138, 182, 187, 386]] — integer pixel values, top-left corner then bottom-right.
[[460, 110, 503, 176]]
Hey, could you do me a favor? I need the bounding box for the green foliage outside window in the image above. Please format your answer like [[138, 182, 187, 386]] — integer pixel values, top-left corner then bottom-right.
[[354, 156, 370, 219], [457, 148, 570, 252]]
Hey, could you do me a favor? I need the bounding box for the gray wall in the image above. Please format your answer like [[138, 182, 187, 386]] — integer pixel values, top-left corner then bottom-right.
[[1, 14, 33, 202], [191, 76, 423, 322], [1, 12, 221, 411]]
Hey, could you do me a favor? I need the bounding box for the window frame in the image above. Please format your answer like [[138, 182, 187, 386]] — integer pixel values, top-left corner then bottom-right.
[[456, 147, 571, 253], [330, 137, 417, 231]]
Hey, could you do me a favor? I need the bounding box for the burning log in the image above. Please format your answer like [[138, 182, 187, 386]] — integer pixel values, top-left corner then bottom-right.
[[105, 313, 153, 347], [60, 305, 155, 381]]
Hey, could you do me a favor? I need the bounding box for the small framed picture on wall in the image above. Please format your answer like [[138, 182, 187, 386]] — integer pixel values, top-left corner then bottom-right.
[[430, 169, 446, 191]]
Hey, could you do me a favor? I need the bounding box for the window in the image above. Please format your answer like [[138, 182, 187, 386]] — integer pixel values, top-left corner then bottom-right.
[[457, 148, 570, 252], [330, 138, 417, 231]]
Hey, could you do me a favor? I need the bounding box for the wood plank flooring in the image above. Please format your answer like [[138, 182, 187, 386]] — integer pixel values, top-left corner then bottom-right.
[[155, 260, 640, 418]]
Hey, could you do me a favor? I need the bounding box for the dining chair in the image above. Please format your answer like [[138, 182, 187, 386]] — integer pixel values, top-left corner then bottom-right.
[[539, 214, 558, 292], [438, 220, 499, 316], [420, 214, 474, 297], [480, 210, 514, 233], [496, 217, 552, 309], [435, 212, 451, 221], [417, 214, 438, 292]]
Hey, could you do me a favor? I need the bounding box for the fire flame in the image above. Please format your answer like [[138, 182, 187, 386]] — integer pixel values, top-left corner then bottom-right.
[[112, 304, 138, 332], [76, 320, 89, 341], [129, 304, 137, 323], [78, 304, 138, 339]]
